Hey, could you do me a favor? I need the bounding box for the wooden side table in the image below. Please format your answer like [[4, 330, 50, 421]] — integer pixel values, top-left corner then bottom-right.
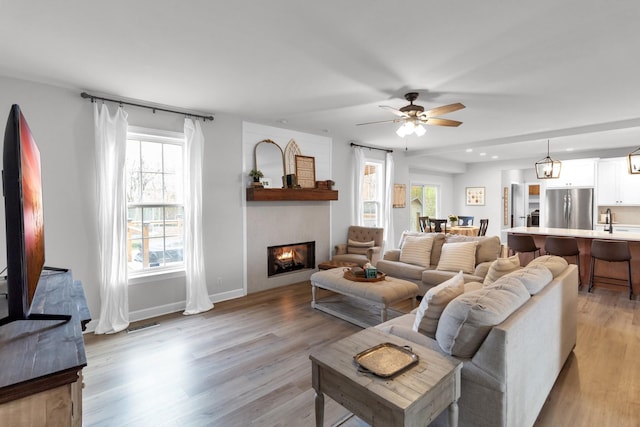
[[310, 327, 461, 426]]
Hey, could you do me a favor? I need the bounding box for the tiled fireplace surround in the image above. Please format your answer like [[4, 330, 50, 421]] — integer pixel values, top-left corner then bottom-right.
[[246, 201, 331, 293]]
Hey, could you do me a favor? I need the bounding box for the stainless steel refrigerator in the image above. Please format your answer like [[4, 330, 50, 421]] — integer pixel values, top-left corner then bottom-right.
[[544, 188, 594, 230]]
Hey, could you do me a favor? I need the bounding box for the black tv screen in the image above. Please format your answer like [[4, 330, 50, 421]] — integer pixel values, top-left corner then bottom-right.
[[2, 104, 46, 321]]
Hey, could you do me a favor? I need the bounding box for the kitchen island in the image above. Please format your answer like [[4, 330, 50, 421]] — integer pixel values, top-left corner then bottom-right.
[[507, 227, 640, 297]]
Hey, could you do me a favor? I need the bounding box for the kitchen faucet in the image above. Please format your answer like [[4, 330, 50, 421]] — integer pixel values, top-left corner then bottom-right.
[[604, 208, 613, 234]]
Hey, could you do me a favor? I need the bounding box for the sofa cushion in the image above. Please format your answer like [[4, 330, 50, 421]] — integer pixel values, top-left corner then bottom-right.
[[347, 239, 374, 255], [436, 241, 478, 274], [436, 278, 530, 358], [502, 264, 553, 295], [376, 259, 426, 281], [399, 235, 434, 267], [464, 281, 483, 293], [483, 255, 521, 285], [445, 235, 502, 264], [412, 271, 464, 337], [527, 255, 569, 277]]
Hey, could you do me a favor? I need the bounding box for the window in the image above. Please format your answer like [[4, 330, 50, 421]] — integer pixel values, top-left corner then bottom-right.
[[361, 161, 384, 226], [126, 129, 185, 274], [410, 184, 439, 231]]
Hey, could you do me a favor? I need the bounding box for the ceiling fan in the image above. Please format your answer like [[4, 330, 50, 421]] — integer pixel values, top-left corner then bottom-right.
[[357, 92, 465, 137]]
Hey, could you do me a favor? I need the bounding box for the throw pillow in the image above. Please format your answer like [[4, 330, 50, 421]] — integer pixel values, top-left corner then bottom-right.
[[436, 278, 530, 358], [436, 241, 478, 274], [399, 235, 435, 267], [483, 255, 521, 285], [347, 239, 374, 255], [527, 255, 568, 278], [398, 231, 425, 248], [412, 271, 464, 337], [502, 264, 553, 295]]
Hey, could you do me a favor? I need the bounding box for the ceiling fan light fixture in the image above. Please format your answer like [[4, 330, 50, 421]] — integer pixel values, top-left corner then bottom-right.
[[414, 124, 426, 136], [535, 140, 562, 179]]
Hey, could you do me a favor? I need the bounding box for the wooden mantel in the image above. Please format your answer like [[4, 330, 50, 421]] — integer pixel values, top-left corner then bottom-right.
[[246, 187, 338, 201]]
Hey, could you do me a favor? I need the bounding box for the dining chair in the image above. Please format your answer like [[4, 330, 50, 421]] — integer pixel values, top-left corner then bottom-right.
[[428, 219, 448, 233], [418, 216, 429, 232], [478, 219, 489, 236], [457, 216, 474, 226]]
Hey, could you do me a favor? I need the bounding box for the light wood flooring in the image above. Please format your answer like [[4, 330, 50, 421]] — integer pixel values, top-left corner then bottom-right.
[[82, 283, 640, 427]]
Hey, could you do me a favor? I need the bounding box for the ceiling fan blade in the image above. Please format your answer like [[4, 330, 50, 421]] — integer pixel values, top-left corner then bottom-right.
[[423, 102, 466, 118], [356, 118, 403, 126], [422, 117, 463, 127], [379, 105, 409, 117]]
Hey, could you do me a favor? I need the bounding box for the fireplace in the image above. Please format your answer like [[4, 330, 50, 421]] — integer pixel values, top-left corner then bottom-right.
[[267, 241, 316, 277]]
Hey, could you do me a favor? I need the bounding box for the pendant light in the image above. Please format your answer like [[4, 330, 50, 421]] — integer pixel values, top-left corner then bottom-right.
[[535, 140, 562, 179], [627, 146, 640, 174]]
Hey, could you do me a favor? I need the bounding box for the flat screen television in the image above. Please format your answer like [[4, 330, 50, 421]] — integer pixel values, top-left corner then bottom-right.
[[1, 104, 69, 325]]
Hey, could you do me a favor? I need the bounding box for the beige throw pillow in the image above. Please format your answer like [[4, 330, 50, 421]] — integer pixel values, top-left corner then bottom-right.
[[436, 278, 530, 358], [399, 235, 435, 267], [436, 241, 478, 274], [412, 271, 464, 337], [347, 239, 374, 255], [483, 255, 521, 285]]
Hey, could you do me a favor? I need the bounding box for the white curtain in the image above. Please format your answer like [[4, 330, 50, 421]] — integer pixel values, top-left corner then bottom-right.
[[383, 152, 395, 251], [352, 146, 366, 226], [94, 103, 130, 334], [183, 118, 213, 315]]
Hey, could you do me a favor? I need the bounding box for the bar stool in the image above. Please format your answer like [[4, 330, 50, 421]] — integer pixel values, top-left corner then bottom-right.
[[544, 236, 581, 287], [507, 234, 541, 258], [588, 239, 633, 299]]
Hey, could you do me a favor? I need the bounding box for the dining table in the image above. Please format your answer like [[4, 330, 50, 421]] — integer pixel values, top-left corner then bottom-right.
[[449, 225, 480, 236]]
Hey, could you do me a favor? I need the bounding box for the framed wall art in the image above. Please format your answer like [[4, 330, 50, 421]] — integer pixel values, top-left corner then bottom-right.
[[466, 186, 485, 206], [295, 155, 316, 188], [393, 184, 406, 208]]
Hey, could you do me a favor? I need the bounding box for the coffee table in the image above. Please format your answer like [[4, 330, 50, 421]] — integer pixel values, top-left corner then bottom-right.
[[309, 327, 461, 427]]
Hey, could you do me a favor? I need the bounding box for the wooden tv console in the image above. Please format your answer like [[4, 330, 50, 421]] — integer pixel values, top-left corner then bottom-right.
[[0, 270, 90, 427]]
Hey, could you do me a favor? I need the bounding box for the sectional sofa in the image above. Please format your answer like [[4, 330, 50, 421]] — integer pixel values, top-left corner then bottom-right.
[[377, 255, 578, 427]]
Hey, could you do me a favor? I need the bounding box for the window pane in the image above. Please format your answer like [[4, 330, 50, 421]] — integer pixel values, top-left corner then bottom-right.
[[126, 140, 141, 172], [164, 173, 182, 203], [143, 207, 165, 238], [165, 207, 183, 237], [163, 144, 182, 173], [141, 141, 163, 172], [141, 172, 164, 203]]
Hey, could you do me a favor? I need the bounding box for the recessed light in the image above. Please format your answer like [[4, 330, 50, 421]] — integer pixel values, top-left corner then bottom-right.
[[566, 148, 574, 152], [492, 155, 498, 159], [480, 152, 487, 156], [466, 148, 473, 153], [277, 119, 288, 124]]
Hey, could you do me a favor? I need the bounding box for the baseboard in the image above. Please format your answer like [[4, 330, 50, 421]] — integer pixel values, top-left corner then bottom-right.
[[83, 288, 247, 334]]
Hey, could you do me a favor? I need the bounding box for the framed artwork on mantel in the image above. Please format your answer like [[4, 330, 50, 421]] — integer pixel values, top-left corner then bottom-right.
[[295, 155, 316, 188], [466, 186, 485, 206]]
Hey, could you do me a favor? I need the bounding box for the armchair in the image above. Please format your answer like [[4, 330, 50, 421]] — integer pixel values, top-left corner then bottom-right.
[[332, 226, 384, 266]]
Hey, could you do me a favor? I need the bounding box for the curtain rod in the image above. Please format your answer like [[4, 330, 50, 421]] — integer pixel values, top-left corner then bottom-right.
[[80, 92, 214, 122], [350, 142, 393, 153]]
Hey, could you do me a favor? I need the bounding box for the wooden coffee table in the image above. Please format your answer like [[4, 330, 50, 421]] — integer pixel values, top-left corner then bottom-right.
[[309, 327, 461, 427]]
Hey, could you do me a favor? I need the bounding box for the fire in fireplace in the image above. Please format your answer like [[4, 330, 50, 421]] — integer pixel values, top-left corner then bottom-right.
[[267, 241, 315, 277]]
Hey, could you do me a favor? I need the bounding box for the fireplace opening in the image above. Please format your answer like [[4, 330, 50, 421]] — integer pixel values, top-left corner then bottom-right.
[[267, 241, 315, 277]]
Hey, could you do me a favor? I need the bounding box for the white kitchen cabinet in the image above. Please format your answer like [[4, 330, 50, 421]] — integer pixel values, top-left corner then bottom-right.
[[545, 159, 596, 188], [597, 158, 640, 205], [594, 224, 640, 233]]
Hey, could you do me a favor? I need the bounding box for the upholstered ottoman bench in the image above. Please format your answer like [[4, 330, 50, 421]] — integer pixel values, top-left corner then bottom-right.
[[310, 268, 419, 327]]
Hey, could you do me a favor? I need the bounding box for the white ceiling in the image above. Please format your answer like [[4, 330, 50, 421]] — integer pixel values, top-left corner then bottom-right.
[[2, 1, 639, 170]]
